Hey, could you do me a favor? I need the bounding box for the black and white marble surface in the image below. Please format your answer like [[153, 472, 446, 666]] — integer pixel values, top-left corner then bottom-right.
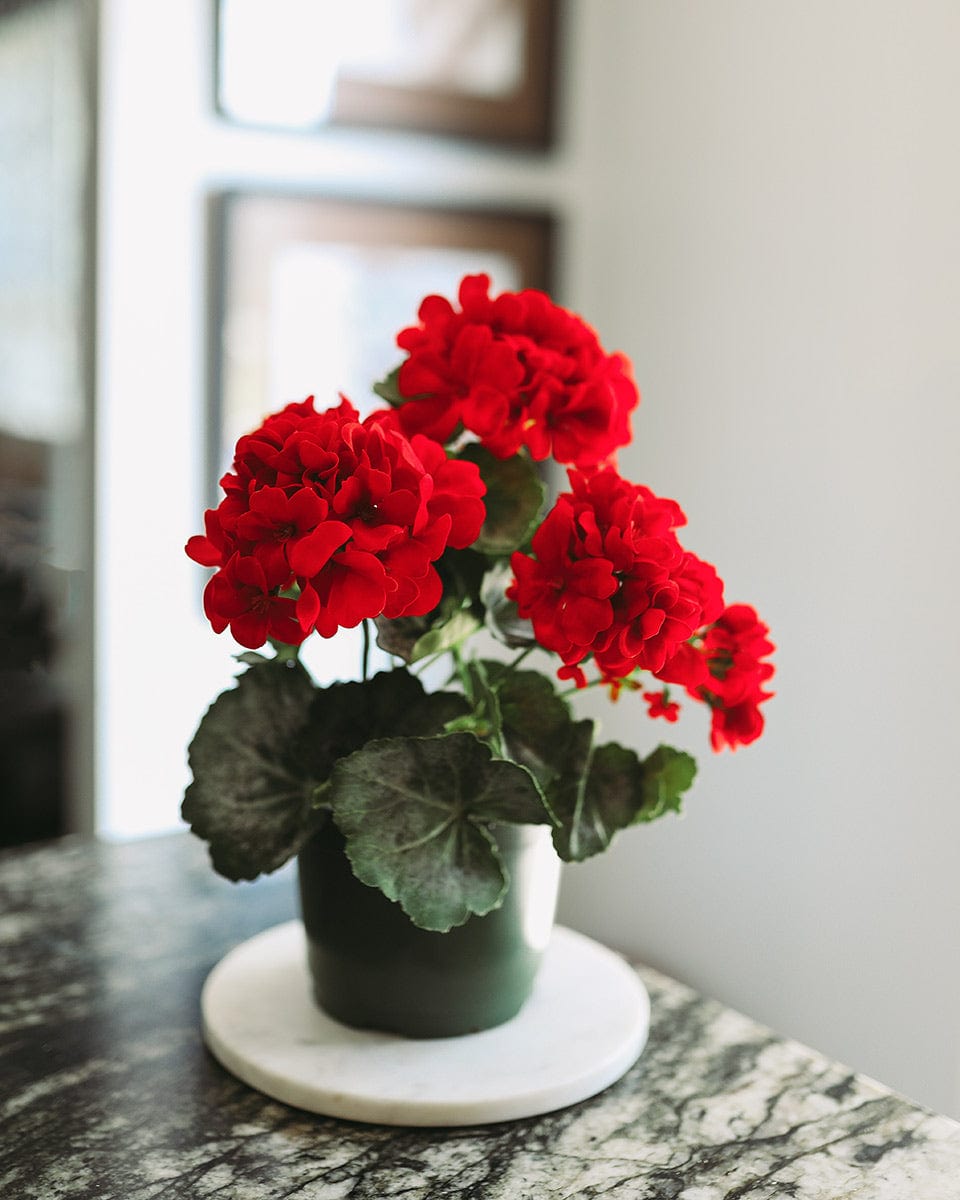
[[2, 833, 959, 1199]]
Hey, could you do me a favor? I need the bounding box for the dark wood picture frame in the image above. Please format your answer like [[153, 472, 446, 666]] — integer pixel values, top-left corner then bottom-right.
[[215, 0, 558, 147], [207, 191, 554, 496]]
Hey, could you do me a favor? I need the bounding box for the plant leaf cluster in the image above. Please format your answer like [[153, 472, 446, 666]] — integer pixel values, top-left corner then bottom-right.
[[184, 652, 696, 930]]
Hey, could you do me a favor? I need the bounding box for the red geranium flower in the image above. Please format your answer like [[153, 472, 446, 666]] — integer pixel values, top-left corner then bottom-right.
[[202, 553, 306, 649], [391, 274, 639, 468], [655, 604, 775, 750], [697, 604, 776, 751], [186, 397, 485, 647], [235, 486, 343, 577], [643, 690, 681, 722], [508, 467, 724, 681]]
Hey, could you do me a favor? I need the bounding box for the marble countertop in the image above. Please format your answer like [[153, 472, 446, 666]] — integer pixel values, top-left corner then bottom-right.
[[2, 834, 959, 1199]]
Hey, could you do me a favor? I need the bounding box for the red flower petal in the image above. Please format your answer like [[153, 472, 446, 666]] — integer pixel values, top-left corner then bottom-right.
[[229, 612, 269, 649], [288, 521, 352, 576], [185, 534, 223, 568], [323, 549, 389, 628]]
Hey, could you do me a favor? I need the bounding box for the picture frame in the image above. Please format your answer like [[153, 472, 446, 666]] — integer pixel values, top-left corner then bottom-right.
[[207, 191, 555, 494], [215, 0, 558, 147]]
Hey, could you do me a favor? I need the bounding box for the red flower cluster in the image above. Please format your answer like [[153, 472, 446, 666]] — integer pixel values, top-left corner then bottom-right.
[[508, 467, 775, 750], [508, 467, 723, 681], [700, 607, 776, 749], [186, 397, 485, 648], [390, 274, 639, 468], [659, 605, 776, 750], [187, 274, 775, 757]]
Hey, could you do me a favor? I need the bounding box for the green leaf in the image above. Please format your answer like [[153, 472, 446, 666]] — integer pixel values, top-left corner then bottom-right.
[[547, 720, 629, 862], [306, 669, 469, 756], [373, 614, 425, 662], [410, 607, 482, 663], [635, 745, 697, 823], [234, 650, 270, 666], [494, 667, 573, 788], [459, 445, 547, 556], [548, 727, 697, 862], [328, 733, 552, 931], [480, 562, 536, 648], [372, 365, 405, 407], [183, 665, 468, 882], [440, 547, 488, 601], [182, 660, 326, 881]]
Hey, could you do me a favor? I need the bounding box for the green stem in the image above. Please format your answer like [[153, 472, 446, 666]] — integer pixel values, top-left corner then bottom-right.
[[558, 678, 605, 699], [451, 644, 473, 702], [269, 638, 300, 664], [361, 619, 371, 682], [506, 645, 535, 674]]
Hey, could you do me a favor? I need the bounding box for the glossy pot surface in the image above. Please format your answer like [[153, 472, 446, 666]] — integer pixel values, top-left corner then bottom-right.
[[297, 820, 560, 1038]]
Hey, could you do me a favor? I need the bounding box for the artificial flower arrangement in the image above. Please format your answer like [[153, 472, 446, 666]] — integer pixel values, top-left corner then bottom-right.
[[183, 274, 775, 936]]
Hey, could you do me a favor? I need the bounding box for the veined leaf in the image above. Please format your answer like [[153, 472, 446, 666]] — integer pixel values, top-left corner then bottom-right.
[[329, 732, 552, 931], [182, 660, 326, 881], [548, 724, 697, 862], [183, 665, 466, 881], [548, 719, 621, 861], [494, 666, 573, 788]]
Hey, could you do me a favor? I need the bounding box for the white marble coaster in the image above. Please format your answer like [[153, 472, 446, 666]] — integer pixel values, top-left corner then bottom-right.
[[201, 921, 649, 1127]]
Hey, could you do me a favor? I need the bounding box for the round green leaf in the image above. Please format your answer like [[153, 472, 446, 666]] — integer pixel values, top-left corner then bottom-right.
[[328, 733, 552, 931], [182, 660, 325, 881], [183, 665, 468, 881]]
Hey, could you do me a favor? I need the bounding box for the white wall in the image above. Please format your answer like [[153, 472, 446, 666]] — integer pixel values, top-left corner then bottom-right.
[[97, 0, 960, 1117], [556, 0, 960, 1118]]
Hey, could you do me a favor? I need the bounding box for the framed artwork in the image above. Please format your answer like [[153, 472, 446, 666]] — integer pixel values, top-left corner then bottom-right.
[[207, 191, 554, 488], [215, 0, 558, 146]]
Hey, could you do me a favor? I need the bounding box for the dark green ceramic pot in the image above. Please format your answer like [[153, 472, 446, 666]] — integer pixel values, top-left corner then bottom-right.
[[297, 820, 560, 1038]]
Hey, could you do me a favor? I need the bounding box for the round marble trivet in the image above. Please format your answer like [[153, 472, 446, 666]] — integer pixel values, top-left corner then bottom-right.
[[201, 921, 649, 1126]]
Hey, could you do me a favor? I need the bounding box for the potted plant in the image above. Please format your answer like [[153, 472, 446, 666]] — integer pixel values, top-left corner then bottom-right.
[[183, 274, 774, 1038]]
